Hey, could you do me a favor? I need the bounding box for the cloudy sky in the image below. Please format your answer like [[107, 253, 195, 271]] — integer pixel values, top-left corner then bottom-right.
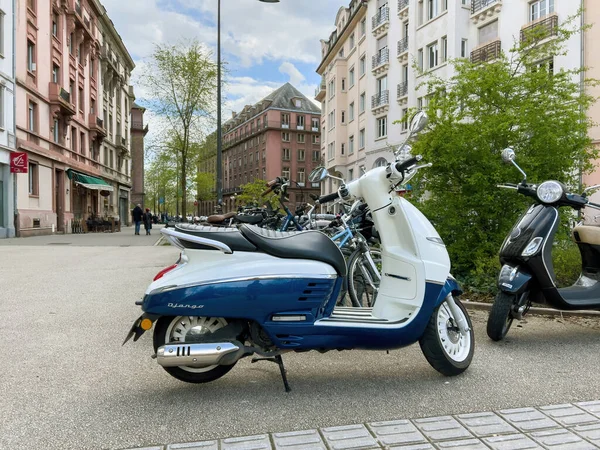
[[101, 0, 342, 117]]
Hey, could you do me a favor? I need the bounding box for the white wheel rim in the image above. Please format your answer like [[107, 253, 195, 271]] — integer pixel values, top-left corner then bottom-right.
[[165, 316, 228, 373], [436, 302, 471, 363]]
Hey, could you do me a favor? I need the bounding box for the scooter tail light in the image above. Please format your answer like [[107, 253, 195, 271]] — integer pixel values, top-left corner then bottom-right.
[[153, 264, 178, 281]]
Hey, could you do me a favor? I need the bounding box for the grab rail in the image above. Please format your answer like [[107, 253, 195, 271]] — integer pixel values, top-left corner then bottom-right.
[[161, 228, 233, 254]]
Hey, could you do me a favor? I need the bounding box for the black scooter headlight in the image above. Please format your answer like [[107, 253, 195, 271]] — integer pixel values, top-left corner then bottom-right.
[[537, 181, 563, 204]]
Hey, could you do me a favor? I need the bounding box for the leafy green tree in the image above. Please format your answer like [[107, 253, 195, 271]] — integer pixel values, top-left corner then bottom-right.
[[236, 178, 278, 207], [411, 13, 598, 291]]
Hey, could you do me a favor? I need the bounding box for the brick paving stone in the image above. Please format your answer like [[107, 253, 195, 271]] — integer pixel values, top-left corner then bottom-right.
[[433, 438, 489, 449], [271, 429, 326, 450], [572, 423, 600, 446], [167, 442, 219, 450], [482, 434, 542, 450], [528, 428, 598, 450], [368, 419, 428, 446], [539, 404, 600, 427], [221, 434, 272, 450], [321, 424, 380, 449], [388, 444, 435, 450], [577, 402, 600, 419], [497, 407, 560, 432], [455, 412, 517, 438], [413, 416, 472, 442]]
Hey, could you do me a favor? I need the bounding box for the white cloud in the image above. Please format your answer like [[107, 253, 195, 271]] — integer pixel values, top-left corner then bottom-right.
[[278, 62, 306, 87]]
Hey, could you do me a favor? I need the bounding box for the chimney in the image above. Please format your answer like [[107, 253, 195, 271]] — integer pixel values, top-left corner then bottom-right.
[[232, 111, 237, 118]]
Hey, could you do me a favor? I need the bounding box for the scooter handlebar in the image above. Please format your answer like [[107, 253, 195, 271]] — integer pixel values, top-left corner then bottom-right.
[[317, 191, 340, 204]]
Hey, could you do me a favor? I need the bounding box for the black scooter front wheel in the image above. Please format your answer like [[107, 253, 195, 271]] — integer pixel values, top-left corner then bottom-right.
[[487, 292, 517, 341]]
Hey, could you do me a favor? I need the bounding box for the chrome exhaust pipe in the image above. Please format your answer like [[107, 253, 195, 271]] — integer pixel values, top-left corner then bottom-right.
[[156, 341, 243, 368]]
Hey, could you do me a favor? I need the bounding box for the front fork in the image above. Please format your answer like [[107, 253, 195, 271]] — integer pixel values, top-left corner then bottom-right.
[[445, 294, 471, 336]]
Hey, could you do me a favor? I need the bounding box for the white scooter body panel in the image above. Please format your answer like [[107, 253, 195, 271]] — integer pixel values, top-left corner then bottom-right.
[[146, 249, 337, 296]]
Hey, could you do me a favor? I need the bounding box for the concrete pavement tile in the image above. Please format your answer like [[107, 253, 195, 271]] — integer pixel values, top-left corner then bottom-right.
[[539, 404, 600, 427], [321, 424, 380, 449], [577, 402, 600, 419], [413, 416, 472, 442], [272, 429, 326, 450], [433, 438, 489, 449], [368, 419, 427, 446], [388, 445, 435, 450], [497, 407, 560, 432], [528, 429, 598, 449], [572, 423, 600, 446], [167, 441, 219, 450], [482, 434, 542, 450], [123, 447, 164, 450], [455, 412, 517, 437], [221, 434, 272, 450]]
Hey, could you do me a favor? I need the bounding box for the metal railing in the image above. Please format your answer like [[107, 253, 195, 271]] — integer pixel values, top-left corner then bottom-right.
[[372, 90, 390, 109], [372, 7, 389, 30], [471, 0, 499, 15], [60, 88, 70, 103], [398, 0, 409, 11], [520, 14, 558, 42], [96, 117, 104, 128], [397, 37, 409, 55], [471, 39, 501, 63], [397, 81, 408, 98], [372, 48, 390, 69]]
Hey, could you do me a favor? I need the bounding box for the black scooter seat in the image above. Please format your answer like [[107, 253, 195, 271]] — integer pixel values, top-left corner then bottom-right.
[[174, 224, 256, 252], [235, 215, 264, 225], [240, 225, 346, 276]]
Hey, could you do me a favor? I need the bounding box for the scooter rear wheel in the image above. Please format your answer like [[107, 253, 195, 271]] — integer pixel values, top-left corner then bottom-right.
[[419, 298, 474, 376], [487, 292, 516, 342]]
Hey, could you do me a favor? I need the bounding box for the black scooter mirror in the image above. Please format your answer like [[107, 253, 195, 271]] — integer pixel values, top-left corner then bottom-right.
[[308, 166, 329, 183]]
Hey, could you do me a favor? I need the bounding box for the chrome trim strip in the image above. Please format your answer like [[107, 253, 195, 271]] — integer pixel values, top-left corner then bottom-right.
[[426, 279, 446, 286], [161, 228, 233, 254]]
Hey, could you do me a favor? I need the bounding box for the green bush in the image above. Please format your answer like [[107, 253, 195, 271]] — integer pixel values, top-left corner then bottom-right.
[[552, 239, 581, 287]]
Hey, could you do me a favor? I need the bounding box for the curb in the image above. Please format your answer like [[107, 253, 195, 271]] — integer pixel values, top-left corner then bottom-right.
[[153, 235, 165, 246], [463, 299, 600, 318]]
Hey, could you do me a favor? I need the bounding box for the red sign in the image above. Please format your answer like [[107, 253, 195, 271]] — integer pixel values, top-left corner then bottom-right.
[[194, 201, 198, 206], [10, 152, 28, 174]]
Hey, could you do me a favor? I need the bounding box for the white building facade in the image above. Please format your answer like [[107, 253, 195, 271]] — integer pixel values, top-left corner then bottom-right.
[[0, 0, 16, 238], [317, 0, 583, 197]]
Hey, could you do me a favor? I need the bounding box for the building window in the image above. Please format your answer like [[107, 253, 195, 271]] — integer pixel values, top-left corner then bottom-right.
[[442, 0, 448, 11], [349, 135, 354, 155], [360, 55, 366, 76], [441, 36, 448, 63], [313, 150, 320, 162], [327, 142, 335, 160], [341, 111, 345, 124], [312, 135, 319, 144], [401, 108, 409, 132], [418, 48, 424, 70], [281, 113, 290, 126], [348, 168, 354, 181], [341, 143, 345, 155], [282, 132, 290, 142], [297, 134, 305, 143], [359, 93, 366, 113], [71, 127, 77, 152], [298, 168, 305, 185], [359, 129, 365, 149], [530, 0, 554, 21], [349, 68, 355, 87], [461, 39, 468, 58], [282, 167, 290, 179], [341, 78, 346, 91], [0, 87, 3, 129], [79, 88, 84, 111], [350, 33, 355, 48], [298, 149, 305, 161], [374, 157, 388, 168], [427, 42, 438, 69], [52, 13, 58, 37], [0, 11, 5, 56], [329, 79, 335, 98], [328, 110, 335, 129], [297, 115, 305, 129], [69, 33, 74, 54], [27, 40, 35, 72], [28, 101, 36, 132], [377, 116, 387, 139], [53, 119, 60, 143], [311, 117, 319, 130], [80, 132, 85, 155], [28, 163, 38, 195], [110, 150, 114, 169], [427, 0, 438, 20], [282, 148, 290, 160], [52, 64, 60, 83], [361, 18, 366, 36]]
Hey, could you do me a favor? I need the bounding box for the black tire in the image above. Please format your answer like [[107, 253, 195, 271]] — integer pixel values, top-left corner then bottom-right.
[[487, 292, 517, 342], [347, 248, 382, 307], [153, 316, 237, 384], [419, 298, 474, 376]]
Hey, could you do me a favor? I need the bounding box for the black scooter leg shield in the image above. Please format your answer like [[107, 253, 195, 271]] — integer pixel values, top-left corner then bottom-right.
[[498, 264, 532, 295]]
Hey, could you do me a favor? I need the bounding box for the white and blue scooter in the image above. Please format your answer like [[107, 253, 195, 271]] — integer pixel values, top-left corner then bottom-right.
[[124, 112, 474, 390]]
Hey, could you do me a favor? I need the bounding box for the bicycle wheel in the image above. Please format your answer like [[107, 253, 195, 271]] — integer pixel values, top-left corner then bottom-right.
[[347, 248, 382, 307]]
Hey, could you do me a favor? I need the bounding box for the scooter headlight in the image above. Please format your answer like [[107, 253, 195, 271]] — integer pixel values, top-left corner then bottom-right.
[[522, 236, 544, 257], [536, 181, 563, 204]]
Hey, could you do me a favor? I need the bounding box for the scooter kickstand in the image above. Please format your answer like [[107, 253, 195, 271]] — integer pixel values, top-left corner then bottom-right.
[[251, 355, 291, 392]]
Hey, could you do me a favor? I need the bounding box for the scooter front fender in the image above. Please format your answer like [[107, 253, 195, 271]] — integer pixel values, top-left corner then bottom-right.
[[435, 276, 463, 307], [498, 264, 532, 295]]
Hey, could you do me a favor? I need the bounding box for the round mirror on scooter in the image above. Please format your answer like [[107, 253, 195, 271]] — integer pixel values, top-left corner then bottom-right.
[[308, 166, 329, 183], [409, 111, 428, 134], [501, 148, 516, 164]]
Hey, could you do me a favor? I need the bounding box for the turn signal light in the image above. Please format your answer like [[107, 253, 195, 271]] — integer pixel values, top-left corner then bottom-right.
[[140, 318, 153, 331], [153, 264, 178, 281]]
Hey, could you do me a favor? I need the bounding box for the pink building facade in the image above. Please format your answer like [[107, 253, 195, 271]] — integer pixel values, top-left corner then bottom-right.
[[222, 83, 322, 212]]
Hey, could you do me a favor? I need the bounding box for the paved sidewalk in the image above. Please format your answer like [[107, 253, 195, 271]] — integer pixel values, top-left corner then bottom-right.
[[125, 401, 600, 450]]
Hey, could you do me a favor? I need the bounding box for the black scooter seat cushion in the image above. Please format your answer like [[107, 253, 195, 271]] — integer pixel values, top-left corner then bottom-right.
[[175, 224, 256, 252], [240, 225, 346, 276], [236, 215, 264, 225]]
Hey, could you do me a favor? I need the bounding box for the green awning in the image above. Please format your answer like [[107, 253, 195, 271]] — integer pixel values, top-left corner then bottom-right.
[[66, 169, 114, 192]]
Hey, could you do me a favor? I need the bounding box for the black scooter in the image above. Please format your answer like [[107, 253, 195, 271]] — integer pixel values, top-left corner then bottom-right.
[[487, 148, 600, 341]]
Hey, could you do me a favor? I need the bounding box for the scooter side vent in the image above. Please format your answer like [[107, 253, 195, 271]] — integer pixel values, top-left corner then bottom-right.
[[298, 281, 334, 302]]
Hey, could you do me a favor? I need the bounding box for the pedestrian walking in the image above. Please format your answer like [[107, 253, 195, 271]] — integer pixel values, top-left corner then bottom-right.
[[143, 208, 153, 236], [132, 204, 143, 235]]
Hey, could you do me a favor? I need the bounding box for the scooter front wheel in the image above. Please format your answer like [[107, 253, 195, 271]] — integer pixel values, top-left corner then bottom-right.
[[419, 298, 474, 376], [486, 292, 516, 341]]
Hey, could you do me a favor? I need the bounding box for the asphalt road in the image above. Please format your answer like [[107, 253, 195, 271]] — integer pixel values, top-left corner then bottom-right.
[[1, 243, 599, 450]]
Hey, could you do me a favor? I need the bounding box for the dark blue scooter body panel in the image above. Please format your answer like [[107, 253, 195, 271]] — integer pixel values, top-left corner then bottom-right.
[[143, 277, 458, 351]]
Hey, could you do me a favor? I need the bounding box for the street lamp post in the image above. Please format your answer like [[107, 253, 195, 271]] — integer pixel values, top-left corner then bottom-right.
[[215, 0, 280, 213]]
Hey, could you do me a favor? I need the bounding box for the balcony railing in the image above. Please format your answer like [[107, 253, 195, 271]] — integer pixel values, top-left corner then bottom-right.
[[372, 48, 390, 69], [84, 17, 90, 29], [520, 14, 559, 42], [372, 7, 389, 30], [372, 90, 390, 109], [397, 81, 408, 98], [471, 39, 501, 64], [96, 117, 104, 128], [60, 88, 70, 103], [397, 37, 409, 55], [314, 80, 326, 97], [471, 0, 498, 14], [398, 0, 409, 11]]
